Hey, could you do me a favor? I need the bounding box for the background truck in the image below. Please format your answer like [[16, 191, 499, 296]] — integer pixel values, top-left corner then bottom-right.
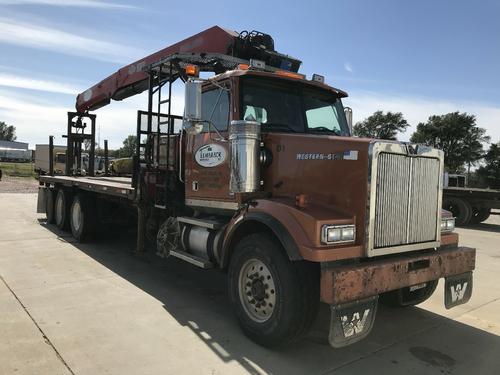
[[37, 26, 476, 348], [35, 144, 67, 175], [442, 173, 500, 226]]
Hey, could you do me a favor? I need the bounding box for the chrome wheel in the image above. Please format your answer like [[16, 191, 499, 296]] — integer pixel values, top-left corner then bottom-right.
[[238, 258, 276, 322], [71, 200, 82, 233]]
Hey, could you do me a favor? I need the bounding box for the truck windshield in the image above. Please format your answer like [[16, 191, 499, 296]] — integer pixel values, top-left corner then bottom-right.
[[240, 77, 349, 136]]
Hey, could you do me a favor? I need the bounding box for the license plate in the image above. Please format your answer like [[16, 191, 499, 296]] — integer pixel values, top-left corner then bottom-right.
[[444, 272, 472, 309], [329, 296, 378, 348]]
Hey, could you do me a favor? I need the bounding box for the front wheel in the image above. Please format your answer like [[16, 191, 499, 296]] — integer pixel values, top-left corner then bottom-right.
[[228, 233, 319, 347], [443, 197, 472, 226], [470, 207, 491, 224]]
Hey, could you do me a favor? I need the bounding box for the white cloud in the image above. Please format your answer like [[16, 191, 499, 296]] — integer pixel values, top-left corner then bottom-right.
[[0, 0, 138, 9], [0, 87, 185, 149], [344, 90, 500, 143], [0, 72, 83, 94], [344, 62, 353, 73], [0, 17, 144, 63]]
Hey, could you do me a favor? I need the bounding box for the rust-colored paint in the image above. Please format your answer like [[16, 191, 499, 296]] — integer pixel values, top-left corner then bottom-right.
[[221, 198, 363, 263], [261, 134, 371, 251], [441, 232, 459, 246], [320, 246, 476, 304]]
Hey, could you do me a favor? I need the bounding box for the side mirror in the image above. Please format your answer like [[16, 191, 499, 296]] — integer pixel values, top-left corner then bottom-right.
[[344, 107, 353, 134], [183, 80, 202, 134]]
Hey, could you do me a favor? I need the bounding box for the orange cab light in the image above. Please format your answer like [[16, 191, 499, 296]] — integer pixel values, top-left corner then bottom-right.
[[185, 64, 199, 77], [295, 194, 309, 209], [275, 70, 305, 80], [237, 63, 250, 70]]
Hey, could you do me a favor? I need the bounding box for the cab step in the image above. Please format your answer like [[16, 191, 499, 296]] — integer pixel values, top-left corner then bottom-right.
[[170, 249, 214, 269], [177, 216, 223, 230]]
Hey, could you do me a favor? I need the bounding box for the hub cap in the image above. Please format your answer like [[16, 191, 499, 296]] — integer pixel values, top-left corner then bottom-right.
[[238, 259, 276, 322], [71, 200, 82, 232]]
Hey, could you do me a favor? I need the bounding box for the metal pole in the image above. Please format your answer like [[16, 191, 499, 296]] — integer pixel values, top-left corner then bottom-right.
[[89, 115, 96, 177], [49, 135, 54, 176], [65, 112, 72, 175], [135, 204, 146, 254], [104, 139, 109, 176]]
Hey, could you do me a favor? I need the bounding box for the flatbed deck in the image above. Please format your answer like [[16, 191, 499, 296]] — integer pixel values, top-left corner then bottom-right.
[[39, 175, 135, 200]]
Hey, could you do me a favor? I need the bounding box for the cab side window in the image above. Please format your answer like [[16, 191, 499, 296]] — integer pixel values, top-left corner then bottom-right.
[[201, 88, 230, 131]]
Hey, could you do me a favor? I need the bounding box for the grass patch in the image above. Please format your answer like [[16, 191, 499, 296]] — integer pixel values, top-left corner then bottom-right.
[[0, 162, 36, 177]]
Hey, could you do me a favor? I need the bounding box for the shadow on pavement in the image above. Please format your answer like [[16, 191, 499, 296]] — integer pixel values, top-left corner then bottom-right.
[[39, 220, 500, 374], [464, 222, 500, 233]]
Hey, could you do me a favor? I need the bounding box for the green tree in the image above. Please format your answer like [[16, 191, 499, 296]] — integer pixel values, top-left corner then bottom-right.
[[0, 121, 17, 141], [477, 143, 500, 189], [353, 110, 409, 140], [410, 112, 489, 173], [117, 135, 137, 158]]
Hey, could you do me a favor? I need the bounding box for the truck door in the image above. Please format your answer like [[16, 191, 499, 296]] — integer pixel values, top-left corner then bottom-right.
[[184, 83, 236, 208]]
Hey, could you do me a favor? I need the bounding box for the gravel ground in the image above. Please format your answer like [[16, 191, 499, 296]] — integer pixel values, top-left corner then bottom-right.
[[0, 175, 39, 193]]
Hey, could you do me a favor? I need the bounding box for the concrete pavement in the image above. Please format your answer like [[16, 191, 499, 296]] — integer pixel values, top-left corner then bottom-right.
[[0, 193, 499, 374]]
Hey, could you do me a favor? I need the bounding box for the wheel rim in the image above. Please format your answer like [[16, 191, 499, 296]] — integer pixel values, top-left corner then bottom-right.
[[71, 200, 82, 232], [55, 194, 64, 224], [238, 258, 277, 323]]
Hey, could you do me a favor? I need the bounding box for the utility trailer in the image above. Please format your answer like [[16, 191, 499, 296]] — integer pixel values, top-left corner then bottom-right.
[[443, 186, 500, 226], [38, 26, 476, 348]]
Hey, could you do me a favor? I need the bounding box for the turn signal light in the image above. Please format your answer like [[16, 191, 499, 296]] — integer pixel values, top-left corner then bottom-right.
[[237, 63, 250, 70], [185, 64, 199, 77]]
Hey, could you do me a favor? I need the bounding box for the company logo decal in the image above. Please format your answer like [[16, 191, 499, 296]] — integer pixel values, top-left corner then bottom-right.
[[450, 282, 468, 303], [296, 150, 358, 161], [340, 309, 370, 337], [195, 144, 226, 168]]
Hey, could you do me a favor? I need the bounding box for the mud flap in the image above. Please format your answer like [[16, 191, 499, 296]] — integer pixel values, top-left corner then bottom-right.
[[37, 186, 47, 214], [329, 296, 378, 348], [445, 272, 472, 309]]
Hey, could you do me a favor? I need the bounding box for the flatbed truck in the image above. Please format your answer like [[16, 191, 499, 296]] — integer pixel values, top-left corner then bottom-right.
[[443, 174, 500, 225], [37, 26, 476, 348]]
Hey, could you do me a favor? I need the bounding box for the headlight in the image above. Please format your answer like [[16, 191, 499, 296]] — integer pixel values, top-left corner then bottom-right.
[[321, 224, 355, 244], [441, 217, 455, 232]]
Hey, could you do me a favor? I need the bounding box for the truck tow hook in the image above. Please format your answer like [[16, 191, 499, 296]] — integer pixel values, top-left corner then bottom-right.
[[329, 296, 378, 348]]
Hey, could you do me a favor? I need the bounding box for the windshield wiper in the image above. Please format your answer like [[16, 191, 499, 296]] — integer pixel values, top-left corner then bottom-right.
[[263, 122, 298, 133], [308, 126, 340, 135]]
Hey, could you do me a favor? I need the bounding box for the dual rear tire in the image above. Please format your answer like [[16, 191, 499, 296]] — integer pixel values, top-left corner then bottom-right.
[[45, 188, 95, 242], [443, 197, 491, 226]]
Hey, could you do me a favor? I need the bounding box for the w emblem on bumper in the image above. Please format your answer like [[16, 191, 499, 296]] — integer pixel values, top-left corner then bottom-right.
[[450, 282, 468, 303], [341, 309, 371, 337], [329, 296, 378, 348]]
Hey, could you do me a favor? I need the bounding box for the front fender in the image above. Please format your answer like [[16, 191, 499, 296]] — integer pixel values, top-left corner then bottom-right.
[[221, 198, 361, 266]]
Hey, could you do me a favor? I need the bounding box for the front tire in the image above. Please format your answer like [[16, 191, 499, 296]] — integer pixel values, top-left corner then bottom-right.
[[70, 194, 95, 242], [228, 233, 319, 347], [470, 207, 490, 224], [443, 197, 472, 226]]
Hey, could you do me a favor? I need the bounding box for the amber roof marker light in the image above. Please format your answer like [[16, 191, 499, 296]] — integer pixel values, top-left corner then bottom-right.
[[185, 64, 200, 77]]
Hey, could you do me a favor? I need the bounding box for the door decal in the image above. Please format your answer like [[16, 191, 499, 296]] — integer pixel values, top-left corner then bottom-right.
[[194, 143, 227, 168]]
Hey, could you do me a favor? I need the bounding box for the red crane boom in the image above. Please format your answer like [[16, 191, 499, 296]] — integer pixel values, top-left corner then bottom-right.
[[76, 26, 301, 113]]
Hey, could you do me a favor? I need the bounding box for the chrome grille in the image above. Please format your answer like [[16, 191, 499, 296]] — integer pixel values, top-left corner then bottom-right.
[[373, 152, 440, 250]]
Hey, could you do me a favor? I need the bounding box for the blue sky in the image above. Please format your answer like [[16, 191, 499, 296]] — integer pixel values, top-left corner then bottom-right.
[[0, 0, 499, 148]]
